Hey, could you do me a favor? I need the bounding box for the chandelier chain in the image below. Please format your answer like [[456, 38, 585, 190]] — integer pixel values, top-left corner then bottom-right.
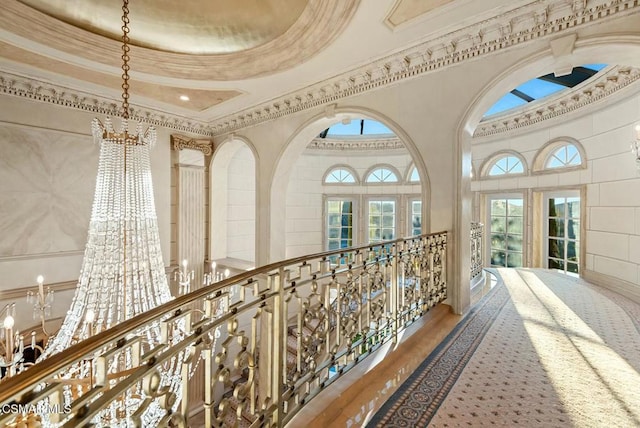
[[121, 0, 131, 119]]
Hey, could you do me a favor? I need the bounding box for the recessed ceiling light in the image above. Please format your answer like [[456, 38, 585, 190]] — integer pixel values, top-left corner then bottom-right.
[[179, 95, 190, 101]]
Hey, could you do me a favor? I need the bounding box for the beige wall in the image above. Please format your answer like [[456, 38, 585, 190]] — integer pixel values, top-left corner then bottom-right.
[[285, 149, 420, 258], [472, 89, 640, 301], [227, 145, 256, 262], [0, 96, 173, 290]]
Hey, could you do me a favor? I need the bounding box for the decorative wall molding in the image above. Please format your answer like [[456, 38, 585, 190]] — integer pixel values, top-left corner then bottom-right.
[[0, 72, 216, 137], [208, 0, 640, 135], [171, 134, 214, 156], [474, 65, 640, 138], [1, 266, 177, 297], [1, 280, 77, 300], [307, 136, 405, 151], [1, 1, 638, 138], [0, 250, 83, 262]]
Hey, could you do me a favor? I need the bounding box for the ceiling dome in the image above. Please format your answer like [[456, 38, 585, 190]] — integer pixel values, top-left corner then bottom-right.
[[18, 0, 308, 54], [5, 0, 358, 80]]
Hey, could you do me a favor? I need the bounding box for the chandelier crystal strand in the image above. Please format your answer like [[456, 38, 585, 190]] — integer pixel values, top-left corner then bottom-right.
[[38, 0, 184, 426]]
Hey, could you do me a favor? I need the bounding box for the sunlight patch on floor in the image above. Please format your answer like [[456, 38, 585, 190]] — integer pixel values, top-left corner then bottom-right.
[[500, 268, 640, 427]]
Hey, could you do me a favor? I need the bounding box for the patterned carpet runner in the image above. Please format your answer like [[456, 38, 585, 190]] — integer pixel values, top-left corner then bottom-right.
[[368, 274, 510, 426], [368, 268, 640, 427]]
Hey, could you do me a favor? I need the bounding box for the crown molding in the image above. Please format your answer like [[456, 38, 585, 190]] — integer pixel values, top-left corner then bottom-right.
[[473, 65, 640, 138], [208, 0, 640, 136], [0, 71, 216, 137], [1, 1, 638, 139], [307, 136, 405, 151]]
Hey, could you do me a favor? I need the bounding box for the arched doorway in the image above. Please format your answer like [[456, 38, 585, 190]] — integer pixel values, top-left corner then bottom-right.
[[270, 108, 431, 262]]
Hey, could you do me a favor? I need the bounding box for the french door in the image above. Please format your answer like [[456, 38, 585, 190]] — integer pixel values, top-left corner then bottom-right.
[[545, 191, 580, 275], [488, 196, 524, 267]]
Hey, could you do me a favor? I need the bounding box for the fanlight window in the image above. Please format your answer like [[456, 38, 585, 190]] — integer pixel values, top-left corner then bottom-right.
[[409, 166, 420, 182], [366, 167, 398, 183], [489, 156, 524, 176], [325, 168, 356, 183], [546, 144, 581, 169]]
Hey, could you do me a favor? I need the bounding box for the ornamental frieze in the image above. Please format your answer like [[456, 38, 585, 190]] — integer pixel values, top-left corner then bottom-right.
[[171, 134, 213, 156]]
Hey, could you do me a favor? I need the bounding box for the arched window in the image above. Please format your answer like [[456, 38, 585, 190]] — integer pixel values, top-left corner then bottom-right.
[[324, 167, 357, 184], [408, 166, 420, 182], [366, 167, 398, 183], [532, 138, 586, 173], [545, 143, 582, 169], [488, 155, 524, 176]]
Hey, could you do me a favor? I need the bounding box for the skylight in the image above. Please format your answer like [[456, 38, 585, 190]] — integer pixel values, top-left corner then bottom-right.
[[483, 64, 607, 118], [319, 119, 393, 138]]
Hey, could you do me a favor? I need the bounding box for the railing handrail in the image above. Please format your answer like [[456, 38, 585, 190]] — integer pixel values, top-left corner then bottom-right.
[[0, 231, 447, 406]]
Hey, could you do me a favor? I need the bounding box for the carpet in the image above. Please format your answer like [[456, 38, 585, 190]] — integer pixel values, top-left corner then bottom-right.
[[367, 271, 510, 427], [368, 268, 640, 427]]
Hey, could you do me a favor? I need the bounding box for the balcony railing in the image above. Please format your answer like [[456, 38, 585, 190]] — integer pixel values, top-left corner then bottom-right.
[[0, 231, 447, 428], [470, 222, 484, 282]]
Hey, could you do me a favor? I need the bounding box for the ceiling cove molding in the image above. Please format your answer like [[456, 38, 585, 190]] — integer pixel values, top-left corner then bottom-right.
[[0, 71, 216, 137], [307, 136, 405, 151], [473, 65, 640, 138], [209, 0, 640, 135], [0, 0, 359, 81]]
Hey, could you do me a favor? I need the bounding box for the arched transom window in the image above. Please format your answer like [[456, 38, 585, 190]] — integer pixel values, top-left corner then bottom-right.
[[366, 167, 398, 183], [325, 167, 356, 183], [488, 155, 524, 176], [545, 144, 581, 169], [408, 166, 420, 182]]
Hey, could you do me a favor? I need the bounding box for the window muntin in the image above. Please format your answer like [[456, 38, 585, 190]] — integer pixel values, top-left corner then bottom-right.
[[547, 196, 580, 275], [545, 144, 581, 169], [366, 167, 398, 183], [368, 200, 395, 243], [410, 200, 422, 236], [325, 168, 356, 183], [482, 64, 608, 118], [320, 119, 393, 137], [326, 199, 354, 251], [489, 198, 524, 267], [488, 156, 524, 176]]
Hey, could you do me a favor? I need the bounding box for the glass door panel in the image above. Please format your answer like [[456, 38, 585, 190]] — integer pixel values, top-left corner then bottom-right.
[[326, 200, 353, 251], [489, 197, 524, 267], [545, 193, 580, 275], [368, 200, 396, 243], [410, 200, 422, 236]]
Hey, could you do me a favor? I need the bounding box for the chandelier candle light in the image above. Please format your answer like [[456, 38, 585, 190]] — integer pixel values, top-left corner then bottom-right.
[[1, 274, 53, 380], [203, 261, 231, 286], [174, 259, 195, 295], [36, 0, 184, 426]]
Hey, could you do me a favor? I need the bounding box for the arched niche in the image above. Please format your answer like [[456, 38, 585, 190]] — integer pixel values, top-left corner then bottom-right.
[[210, 136, 258, 266]]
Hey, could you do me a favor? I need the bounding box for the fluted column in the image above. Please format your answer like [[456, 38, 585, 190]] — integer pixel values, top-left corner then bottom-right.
[[170, 135, 213, 293], [171, 135, 213, 412]]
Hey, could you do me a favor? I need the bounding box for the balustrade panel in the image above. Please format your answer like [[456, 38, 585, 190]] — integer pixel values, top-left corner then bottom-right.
[[470, 222, 484, 281], [0, 232, 447, 428]]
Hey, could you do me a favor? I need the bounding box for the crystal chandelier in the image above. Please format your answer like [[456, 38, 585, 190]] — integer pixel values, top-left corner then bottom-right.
[[37, 0, 184, 425]]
